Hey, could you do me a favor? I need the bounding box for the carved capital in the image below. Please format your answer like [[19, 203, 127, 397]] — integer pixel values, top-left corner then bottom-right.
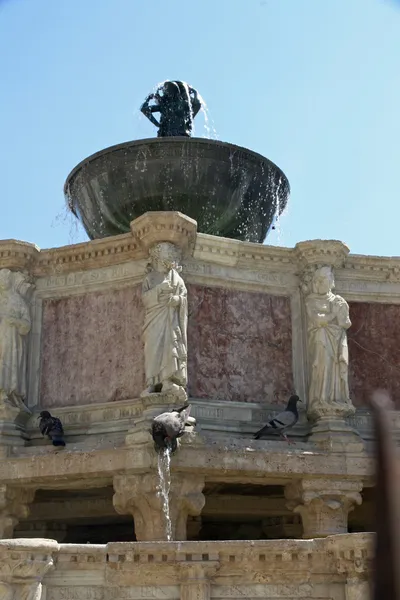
[[285, 479, 362, 538], [295, 240, 349, 297], [295, 239, 350, 271], [0, 538, 58, 599], [131, 211, 197, 256], [113, 473, 205, 541], [0, 486, 35, 539], [0, 241, 39, 274]]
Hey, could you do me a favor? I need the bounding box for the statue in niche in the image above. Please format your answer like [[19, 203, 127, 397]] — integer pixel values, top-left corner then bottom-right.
[[141, 80, 202, 137], [142, 242, 188, 399], [306, 266, 354, 419], [0, 269, 33, 411]]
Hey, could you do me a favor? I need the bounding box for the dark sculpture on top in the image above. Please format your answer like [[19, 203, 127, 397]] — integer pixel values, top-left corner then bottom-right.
[[141, 80, 202, 137]]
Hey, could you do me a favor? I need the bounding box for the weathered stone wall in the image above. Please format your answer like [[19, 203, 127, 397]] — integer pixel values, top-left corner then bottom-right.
[[39, 284, 293, 409], [40, 285, 144, 407], [187, 285, 293, 405], [349, 301, 400, 408]]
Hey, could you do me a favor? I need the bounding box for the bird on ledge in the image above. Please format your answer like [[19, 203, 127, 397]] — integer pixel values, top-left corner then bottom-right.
[[254, 395, 302, 445], [38, 410, 66, 447]]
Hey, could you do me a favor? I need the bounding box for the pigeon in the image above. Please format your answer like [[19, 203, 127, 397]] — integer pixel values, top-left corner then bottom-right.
[[38, 410, 66, 447], [151, 403, 194, 453], [254, 395, 302, 445]]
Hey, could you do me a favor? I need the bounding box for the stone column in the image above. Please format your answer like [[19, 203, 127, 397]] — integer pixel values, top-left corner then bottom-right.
[[0, 485, 35, 539], [113, 473, 205, 541], [295, 240, 364, 452], [0, 538, 58, 599], [285, 479, 362, 538], [180, 563, 219, 600]]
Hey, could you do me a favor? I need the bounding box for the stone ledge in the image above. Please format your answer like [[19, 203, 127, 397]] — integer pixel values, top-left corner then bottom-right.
[[0, 441, 373, 486], [18, 399, 391, 449], [37, 534, 371, 578]]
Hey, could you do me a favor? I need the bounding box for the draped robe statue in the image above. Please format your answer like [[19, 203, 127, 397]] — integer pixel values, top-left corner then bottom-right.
[[141, 243, 188, 399], [0, 269, 32, 410], [306, 266, 354, 419]]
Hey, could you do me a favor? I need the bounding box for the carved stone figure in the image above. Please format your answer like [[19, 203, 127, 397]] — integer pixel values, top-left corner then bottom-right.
[[306, 266, 354, 419], [0, 269, 33, 410], [141, 80, 202, 137], [142, 242, 188, 399]]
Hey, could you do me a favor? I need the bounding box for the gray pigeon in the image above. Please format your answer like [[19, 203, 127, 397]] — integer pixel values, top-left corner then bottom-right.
[[254, 395, 302, 444], [38, 410, 66, 447], [152, 403, 193, 452]]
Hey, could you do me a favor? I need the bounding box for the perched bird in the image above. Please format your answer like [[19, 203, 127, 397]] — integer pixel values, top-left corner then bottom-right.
[[151, 403, 194, 453], [38, 410, 66, 447], [254, 395, 302, 444]]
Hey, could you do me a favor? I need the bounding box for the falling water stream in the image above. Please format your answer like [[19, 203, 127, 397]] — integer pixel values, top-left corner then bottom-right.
[[157, 447, 172, 540]]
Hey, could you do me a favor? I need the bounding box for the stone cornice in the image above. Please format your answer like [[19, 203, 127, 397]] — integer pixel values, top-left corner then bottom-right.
[[1, 437, 374, 486], [342, 253, 400, 282], [131, 211, 198, 255], [2, 227, 400, 290], [295, 239, 350, 270], [0, 240, 39, 273], [1, 233, 297, 278], [43, 535, 372, 581]]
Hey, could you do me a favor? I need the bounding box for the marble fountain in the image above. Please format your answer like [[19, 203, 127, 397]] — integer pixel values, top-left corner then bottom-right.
[[1, 80, 398, 599]]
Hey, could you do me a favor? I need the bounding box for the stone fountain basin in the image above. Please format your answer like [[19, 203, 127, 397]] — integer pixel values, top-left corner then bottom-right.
[[64, 138, 290, 243]]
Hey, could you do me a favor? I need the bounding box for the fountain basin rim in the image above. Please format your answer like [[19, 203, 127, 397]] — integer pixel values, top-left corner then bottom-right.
[[64, 136, 290, 200]]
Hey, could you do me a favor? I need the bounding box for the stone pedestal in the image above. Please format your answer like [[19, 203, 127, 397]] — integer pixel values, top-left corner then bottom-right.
[[309, 414, 364, 452], [0, 538, 58, 599], [113, 473, 205, 541], [0, 485, 35, 539], [285, 479, 362, 538]]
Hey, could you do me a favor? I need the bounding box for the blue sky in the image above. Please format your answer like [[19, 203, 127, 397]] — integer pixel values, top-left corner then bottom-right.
[[1, 0, 400, 256]]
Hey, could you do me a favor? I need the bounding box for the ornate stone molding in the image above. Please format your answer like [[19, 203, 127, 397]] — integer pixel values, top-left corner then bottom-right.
[[0, 538, 58, 599], [0, 240, 39, 274], [102, 534, 371, 583], [295, 239, 350, 270], [285, 479, 362, 538], [0, 486, 36, 539], [131, 212, 198, 257], [113, 473, 205, 541]]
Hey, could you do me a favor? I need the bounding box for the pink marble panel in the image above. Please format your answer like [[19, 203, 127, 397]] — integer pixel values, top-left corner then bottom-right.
[[40, 285, 144, 408], [187, 285, 293, 405], [348, 302, 400, 408]]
